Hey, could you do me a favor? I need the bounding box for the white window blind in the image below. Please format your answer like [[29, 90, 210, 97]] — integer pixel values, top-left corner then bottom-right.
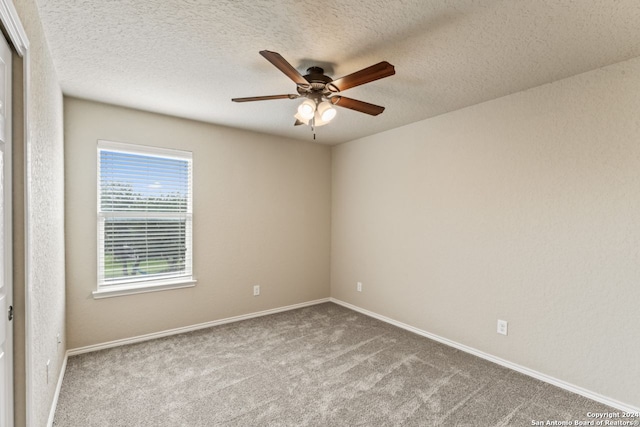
[[97, 140, 193, 292]]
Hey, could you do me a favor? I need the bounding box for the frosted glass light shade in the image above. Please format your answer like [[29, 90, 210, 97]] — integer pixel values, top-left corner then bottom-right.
[[317, 101, 337, 122], [294, 112, 310, 125], [297, 99, 316, 120]]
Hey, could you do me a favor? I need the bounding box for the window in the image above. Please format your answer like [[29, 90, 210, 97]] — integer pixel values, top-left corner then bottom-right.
[[95, 140, 194, 297]]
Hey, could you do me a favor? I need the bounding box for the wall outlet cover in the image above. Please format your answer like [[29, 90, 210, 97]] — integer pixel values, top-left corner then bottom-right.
[[497, 319, 508, 336]]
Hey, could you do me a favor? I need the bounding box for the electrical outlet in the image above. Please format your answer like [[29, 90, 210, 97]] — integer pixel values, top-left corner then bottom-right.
[[46, 359, 51, 384], [357, 282, 362, 292], [57, 333, 61, 345], [253, 285, 260, 296], [497, 319, 508, 336]]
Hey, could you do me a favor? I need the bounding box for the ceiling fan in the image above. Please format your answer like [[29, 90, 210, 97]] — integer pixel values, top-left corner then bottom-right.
[[232, 50, 395, 138]]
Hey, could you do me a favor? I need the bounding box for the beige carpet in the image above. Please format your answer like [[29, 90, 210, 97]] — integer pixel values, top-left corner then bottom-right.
[[53, 303, 614, 426]]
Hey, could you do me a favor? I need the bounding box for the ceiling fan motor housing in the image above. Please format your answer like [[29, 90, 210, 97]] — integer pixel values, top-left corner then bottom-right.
[[304, 67, 332, 83], [298, 67, 335, 100]]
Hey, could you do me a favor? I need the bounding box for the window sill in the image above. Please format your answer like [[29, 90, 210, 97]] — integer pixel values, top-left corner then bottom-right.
[[92, 278, 197, 299]]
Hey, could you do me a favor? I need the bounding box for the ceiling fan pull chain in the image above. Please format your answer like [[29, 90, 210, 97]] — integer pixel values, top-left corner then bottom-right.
[[311, 116, 318, 140]]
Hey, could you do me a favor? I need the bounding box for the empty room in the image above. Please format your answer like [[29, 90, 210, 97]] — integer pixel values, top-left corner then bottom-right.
[[0, 0, 639, 426]]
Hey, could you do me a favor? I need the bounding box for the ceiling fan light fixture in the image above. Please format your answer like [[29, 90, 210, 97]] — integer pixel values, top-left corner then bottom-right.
[[294, 111, 310, 125], [232, 51, 395, 138], [313, 110, 331, 127], [297, 99, 316, 120], [317, 101, 337, 122]]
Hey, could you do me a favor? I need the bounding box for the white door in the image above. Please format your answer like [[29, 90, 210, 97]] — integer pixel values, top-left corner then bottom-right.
[[0, 32, 12, 427]]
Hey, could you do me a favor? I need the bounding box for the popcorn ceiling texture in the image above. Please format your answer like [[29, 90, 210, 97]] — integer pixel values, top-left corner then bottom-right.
[[13, 0, 65, 426], [34, 0, 640, 144]]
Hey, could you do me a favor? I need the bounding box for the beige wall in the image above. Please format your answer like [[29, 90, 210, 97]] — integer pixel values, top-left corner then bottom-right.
[[64, 97, 331, 349], [12, 0, 66, 425], [331, 56, 640, 408]]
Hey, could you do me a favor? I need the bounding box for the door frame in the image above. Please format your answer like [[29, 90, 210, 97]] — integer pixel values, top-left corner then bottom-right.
[[0, 1, 30, 426], [0, 27, 13, 427]]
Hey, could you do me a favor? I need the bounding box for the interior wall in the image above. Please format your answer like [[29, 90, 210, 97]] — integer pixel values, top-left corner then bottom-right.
[[11, 0, 66, 426], [64, 97, 331, 349], [331, 56, 640, 408]]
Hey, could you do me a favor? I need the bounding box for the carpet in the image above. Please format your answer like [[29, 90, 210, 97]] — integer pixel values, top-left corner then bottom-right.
[[53, 303, 614, 426]]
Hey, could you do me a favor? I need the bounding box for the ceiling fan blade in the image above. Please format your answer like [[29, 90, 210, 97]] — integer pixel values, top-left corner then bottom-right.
[[328, 61, 395, 92], [232, 94, 299, 102], [294, 119, 304, 126], [330, 96, 385, 116], [259, 50, 309, 86]]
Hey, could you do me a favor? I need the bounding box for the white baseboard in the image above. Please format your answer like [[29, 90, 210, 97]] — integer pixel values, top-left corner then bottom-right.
[[51, 298, 331, 422], [47, 352, 68, 427], [329, 297, 639, 414], [67, 297, 331, 356], [48, 298, 328, 423], [52, 296, 638, 420]]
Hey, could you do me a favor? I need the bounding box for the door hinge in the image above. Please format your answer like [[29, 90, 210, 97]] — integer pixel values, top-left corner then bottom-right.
[[8, 305, 13, 321]]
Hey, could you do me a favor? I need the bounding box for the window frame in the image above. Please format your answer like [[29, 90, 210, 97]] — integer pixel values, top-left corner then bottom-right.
[[93, 140, 196, 299]]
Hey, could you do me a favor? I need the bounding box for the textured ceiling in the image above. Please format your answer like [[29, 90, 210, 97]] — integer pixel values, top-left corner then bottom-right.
[[36, 0, 640, 145]]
